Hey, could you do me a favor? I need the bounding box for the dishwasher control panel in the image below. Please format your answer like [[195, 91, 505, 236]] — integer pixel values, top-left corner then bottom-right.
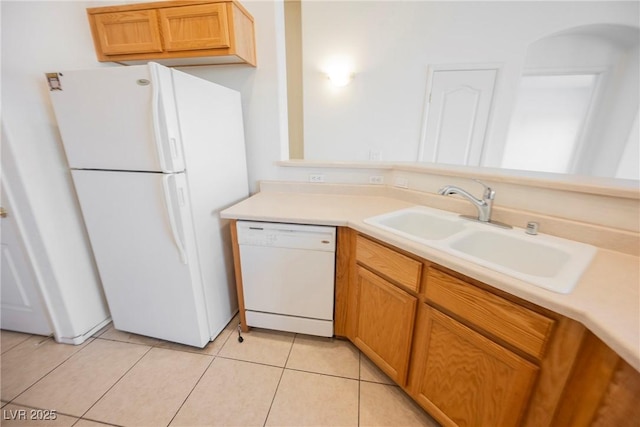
[[236, 221, 336, 252]]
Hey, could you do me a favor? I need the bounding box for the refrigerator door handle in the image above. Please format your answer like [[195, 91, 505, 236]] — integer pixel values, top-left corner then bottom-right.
[[150, 64, 182, 173], [162, 174, 188, 264]]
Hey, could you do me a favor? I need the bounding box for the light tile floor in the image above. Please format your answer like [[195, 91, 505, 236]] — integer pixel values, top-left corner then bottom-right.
[[0, 317, 439, 427]]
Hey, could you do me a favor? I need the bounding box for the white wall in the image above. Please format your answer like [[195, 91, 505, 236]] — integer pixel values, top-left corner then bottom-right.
[[617, 111, 640, 181], [1, 0, 116, 339], [177, 0, 289, 194], [1, 0, 288, 337], [301, 1, 639, 172]]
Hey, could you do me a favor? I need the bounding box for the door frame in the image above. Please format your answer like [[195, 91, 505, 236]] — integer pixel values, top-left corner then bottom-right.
[[417, 63, 503, 163], [1, 131, 54, 336], [1, 179, 54, 335], [517, 66, 607, 176]]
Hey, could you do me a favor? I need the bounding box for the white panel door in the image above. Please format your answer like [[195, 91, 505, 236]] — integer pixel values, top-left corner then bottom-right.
[[48, 64, 183, 172], [421, 69, 497, 165], [71, 169, 209, 347], [0, 184, 52, 335]]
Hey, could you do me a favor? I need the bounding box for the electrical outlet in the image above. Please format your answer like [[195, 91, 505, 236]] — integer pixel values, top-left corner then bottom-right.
[[394, 177, 409, 188], [369, 175, 384, 184], [369, 149, 382, 161], [309, 174, 325, 183]]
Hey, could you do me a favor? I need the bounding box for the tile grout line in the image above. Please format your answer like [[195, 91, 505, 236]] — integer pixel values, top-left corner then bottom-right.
[[95, 316, 239, 355], [1, 401, 92, 425], [282, 366, 360, 382], [0, 333, 33, 355], [95, 336, 160, 348], [214, 352, 367, 383], [75, 322, 237, 427], [4, 400, 129, 427], [161, 323, 237, 426], [75, 345, 154, 423], [214, 335, 380, 383], [7, 337, 96, 406], [3, 335, 125, 425], [71, 414, 123, 427], [358, 350, 362, 427], [262, 332, 297, 427], [4, 326, 398, 427], [165, 354, 218, 427]]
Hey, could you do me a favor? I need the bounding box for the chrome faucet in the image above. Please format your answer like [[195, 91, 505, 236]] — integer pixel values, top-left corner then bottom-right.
[[438, 180, 495, 222]]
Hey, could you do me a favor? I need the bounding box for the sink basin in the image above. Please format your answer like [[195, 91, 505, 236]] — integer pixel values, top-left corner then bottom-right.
[[364, 207, 466, 241], [364, 206, 597, 294], [447, 229, 596, 293], [449, 231, 570, 277]]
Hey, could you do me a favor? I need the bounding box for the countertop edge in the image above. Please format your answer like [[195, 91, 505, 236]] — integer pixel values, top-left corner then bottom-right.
[[220, 191, 640, 371]]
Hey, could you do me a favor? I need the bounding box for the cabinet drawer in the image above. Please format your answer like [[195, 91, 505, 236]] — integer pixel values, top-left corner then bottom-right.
[[425, 268, 554, 359], [356, 236, 422, 293]]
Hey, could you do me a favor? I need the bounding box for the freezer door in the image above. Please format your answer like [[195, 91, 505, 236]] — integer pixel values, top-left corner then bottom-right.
[[48, 63, 184, 172], [71, 169, 209, 347]]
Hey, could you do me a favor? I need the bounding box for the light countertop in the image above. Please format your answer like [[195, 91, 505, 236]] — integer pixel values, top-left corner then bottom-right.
[[221, 189, 640, 371]]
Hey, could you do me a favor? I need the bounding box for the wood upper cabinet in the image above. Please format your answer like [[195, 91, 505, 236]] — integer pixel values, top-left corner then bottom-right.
[[409, 303, 539, 427], [158, 4, 230, 51], [354, 266, 417, 386], [87, 1, 256, 66], [92, 9, 163, 56]]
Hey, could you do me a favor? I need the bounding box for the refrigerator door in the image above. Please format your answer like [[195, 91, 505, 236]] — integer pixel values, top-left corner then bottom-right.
[[49, 63, 184, 172], [169, 69, 249, 338], [71, 169, 209, 347]]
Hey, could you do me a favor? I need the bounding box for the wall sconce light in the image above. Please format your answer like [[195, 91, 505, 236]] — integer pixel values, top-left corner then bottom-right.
[[325, 59, 354, 87], [327, 69, 354, 87]]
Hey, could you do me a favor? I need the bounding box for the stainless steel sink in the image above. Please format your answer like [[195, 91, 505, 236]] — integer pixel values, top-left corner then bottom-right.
[[365, 207, 596, 294]]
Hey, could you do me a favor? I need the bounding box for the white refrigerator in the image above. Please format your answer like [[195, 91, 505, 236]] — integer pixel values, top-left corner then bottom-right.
[[48, 63, 249, 347]]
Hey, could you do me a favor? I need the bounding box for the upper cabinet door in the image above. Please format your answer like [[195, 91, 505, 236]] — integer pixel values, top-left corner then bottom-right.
[[159, 3, 230, 52], [93, 9, 163, 55], [87, 1, 256, 66]]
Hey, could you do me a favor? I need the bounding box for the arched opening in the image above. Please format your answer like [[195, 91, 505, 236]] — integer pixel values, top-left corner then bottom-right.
[[502, 24, 639, 178]]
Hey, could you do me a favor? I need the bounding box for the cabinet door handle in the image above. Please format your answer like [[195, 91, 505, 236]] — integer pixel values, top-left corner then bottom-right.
[[0, 207, 7, 218]]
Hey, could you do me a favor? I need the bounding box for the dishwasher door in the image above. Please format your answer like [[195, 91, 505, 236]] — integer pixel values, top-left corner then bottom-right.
[[236, 221, 336, 337]]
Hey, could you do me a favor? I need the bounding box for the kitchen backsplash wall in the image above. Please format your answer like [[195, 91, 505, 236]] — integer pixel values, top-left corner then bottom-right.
[[273, 162, 640, 255]]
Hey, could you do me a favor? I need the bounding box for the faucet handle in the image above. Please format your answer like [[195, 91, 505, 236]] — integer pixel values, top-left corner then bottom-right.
[[472, 179, 495, 200]]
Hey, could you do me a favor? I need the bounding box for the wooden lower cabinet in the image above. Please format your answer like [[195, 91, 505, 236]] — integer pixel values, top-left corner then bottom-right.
[[409, 303, 539, 427], [353, 266, 417, 386], [329, 229, 640, 426], [551, 331, 640, 427]]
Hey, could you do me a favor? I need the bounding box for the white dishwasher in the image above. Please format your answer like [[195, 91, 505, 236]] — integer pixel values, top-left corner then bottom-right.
[[236, 221, 336, 337]]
